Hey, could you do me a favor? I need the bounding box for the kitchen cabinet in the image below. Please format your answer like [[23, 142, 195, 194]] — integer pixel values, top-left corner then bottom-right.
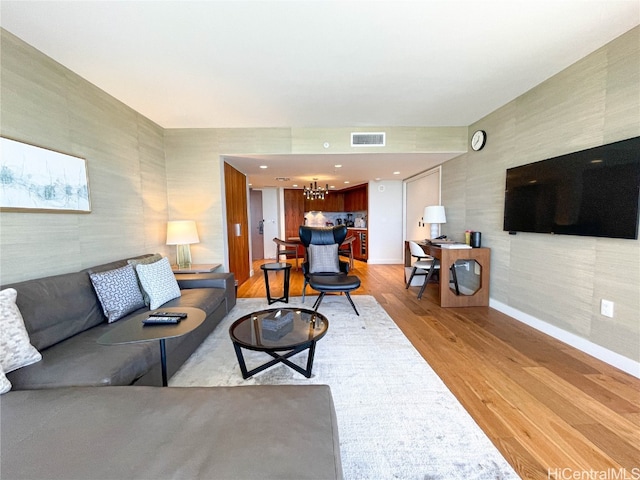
[[304, 192, 344, 212], [344, 185, 368, 211], [284, 189, 305, 240]]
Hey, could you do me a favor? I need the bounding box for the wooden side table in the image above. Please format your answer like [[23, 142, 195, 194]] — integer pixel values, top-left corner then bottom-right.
[[172, 263, 221, 274], [260, 262, 292, 304]]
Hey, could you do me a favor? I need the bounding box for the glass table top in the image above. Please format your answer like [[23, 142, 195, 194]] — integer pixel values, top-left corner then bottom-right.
[[229, 308, 328, 350]]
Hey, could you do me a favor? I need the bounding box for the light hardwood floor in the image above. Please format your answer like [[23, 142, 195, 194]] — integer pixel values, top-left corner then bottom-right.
[[238, 259, 640, 480]]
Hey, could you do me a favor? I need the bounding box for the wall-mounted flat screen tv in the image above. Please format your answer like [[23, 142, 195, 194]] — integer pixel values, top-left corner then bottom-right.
[[503, 136, 640, 240]]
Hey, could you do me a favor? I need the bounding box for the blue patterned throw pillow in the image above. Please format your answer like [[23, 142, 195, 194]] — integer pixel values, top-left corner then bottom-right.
[[89, 264, 146, 323], [135, 257, 181, 310]]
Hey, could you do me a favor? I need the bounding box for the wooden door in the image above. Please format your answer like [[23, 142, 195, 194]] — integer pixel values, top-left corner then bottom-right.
[[224, 162, 250, 286]]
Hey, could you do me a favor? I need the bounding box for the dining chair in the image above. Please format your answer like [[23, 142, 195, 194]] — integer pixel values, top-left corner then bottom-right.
[[273, 237, 299, 270], [338, 235, 355, 270], [405, 241, 440, 294], [405, 241, 461, 299]]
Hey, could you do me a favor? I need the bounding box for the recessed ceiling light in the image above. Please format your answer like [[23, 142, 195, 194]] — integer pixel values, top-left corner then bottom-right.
[[344, 181, 350, 184], [393, 171, 400, 175], [293, 184, 298, 187], [334, 164, 342, 168], [375, 177, 381, 181], [260, 165, 268, 169]]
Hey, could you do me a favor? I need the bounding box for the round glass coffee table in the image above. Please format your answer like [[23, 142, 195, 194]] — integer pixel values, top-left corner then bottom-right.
[[229, 308, 328, 379]]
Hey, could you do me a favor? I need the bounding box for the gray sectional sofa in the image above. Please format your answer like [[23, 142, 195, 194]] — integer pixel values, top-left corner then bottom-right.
[[3, 254, 236, 389], [2, 384, 342, 480], [0, 255, 343, 479]]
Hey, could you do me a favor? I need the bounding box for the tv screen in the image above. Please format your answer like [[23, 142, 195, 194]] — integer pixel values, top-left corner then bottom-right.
[[503, 136, 640, 240]]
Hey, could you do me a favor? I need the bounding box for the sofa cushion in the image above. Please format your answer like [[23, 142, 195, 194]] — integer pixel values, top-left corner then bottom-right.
[[127, 254, 162, 306], [308, 244, 340, 273], [89, 265, 146, 323], [0, 288, 42, 373], [2, 271, 105, 351], [162, 288, 227, 318], [5, 318, 157, 389], [136, 257, 181, 310]]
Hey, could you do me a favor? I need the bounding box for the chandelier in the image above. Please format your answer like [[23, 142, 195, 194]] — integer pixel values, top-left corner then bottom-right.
[[303, 180, 329, 200]]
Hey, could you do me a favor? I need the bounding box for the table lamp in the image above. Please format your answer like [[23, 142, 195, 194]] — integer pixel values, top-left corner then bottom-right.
[[423, 205, 446, 239], [166, 220, 200, 269]]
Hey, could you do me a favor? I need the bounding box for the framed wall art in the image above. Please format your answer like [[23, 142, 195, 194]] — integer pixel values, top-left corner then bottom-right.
[[0, 137, 91, 213]]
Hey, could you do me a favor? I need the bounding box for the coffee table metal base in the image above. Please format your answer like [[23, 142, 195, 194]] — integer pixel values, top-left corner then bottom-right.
[[232, 340, 318, 379]]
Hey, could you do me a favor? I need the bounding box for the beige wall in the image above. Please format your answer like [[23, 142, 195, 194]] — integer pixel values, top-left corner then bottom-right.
[[442, 27, 640, 362], [0, 29, 169, 284]]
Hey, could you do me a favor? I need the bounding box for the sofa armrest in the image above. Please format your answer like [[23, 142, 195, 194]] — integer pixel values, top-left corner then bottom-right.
[[174, 272, 236, 311], [174, 272, 231, 289]]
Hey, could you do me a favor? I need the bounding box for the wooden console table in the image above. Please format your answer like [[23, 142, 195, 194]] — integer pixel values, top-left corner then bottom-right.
[[404, 241, 491, 307]]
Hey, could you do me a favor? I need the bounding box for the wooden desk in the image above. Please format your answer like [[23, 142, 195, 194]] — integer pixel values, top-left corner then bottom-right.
[[404, 241, 491, 307]]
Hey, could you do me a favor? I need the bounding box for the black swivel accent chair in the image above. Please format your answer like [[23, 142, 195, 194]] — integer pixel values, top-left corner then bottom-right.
[[299, 225, 361, 316]]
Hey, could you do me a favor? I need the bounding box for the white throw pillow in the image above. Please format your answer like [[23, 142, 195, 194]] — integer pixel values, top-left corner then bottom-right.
[[0, 288, 42, 373], [127, 254, 163, 306], [89, 264, 146, 323], [0, 363, 11, 394], [136, 257, 181, 310], [308, 244, 340, 273]]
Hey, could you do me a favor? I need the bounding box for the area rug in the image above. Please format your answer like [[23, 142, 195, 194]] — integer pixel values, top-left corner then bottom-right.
[[171, 295, 519, 480]]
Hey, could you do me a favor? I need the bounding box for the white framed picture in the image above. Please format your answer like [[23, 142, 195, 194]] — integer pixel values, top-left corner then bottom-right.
[[0, 137, 91, 213]]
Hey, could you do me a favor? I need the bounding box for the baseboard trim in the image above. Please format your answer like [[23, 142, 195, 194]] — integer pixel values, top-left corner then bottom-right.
[[490, 299, 640, 379], [367, 258, 404, 264]]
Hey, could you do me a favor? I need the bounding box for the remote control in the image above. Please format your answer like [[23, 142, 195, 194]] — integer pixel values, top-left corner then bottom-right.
[[151, 312, 187, 318], [143, 316, 182, 325]]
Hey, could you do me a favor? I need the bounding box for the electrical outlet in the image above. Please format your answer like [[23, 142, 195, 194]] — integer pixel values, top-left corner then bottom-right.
[[600, 299, 614, 318]]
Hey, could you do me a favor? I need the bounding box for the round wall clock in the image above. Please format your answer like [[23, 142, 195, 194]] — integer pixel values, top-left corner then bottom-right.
[[471, 130, 487, 151]]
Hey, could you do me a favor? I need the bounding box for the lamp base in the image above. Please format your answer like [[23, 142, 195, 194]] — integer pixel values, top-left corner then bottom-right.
[[176, 244, 192, 269], [430, 224, 440, 240]]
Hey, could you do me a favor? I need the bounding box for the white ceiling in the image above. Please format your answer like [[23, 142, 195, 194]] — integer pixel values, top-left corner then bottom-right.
[[1, 0, 638, 188]]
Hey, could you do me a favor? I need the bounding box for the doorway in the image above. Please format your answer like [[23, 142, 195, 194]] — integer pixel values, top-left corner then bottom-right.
[[405, 166, 441, 241], [250, 189, 264, 261]]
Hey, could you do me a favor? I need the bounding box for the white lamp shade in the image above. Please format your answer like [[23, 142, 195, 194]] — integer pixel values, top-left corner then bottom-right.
[[423, 206, 446, 224], [166, 220, 200, 245]]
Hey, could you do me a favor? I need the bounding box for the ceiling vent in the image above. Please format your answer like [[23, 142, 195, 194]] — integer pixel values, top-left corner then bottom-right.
[[351, 132, 386, 147], [275, 177, 290, 182]]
